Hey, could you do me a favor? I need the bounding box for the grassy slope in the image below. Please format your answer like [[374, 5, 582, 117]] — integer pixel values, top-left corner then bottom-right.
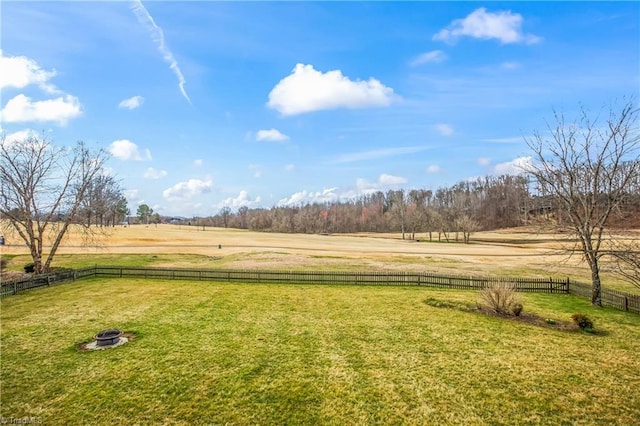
[[2, 224, 638, 293], [2, 279, 639, 425]]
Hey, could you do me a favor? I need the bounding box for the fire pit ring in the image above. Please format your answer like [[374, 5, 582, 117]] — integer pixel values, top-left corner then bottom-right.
[[94, 329, 123, 346]]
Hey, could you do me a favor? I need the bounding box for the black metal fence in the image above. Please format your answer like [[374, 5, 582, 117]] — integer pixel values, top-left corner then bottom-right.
[[2, 266, 639, 314]]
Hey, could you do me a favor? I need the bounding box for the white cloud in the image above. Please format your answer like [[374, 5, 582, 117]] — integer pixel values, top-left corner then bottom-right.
[[433, 8, 541, 44], [284, 164, 295, 172], [379, 173, 408, 185], [357, 174, 407, 192], [3, 129, 38, 144], [163, 178, 213, 201], [477, 157, 492, 166], [410, 50, 447, 66], [0, 50, 58, 94], [268, 63, 395, 115], [256, 128, 289, 142], [435, 123, 454, 136], [427, 164, 443, 173], [123, 189, 141, 204], [492, 156, 533, 175], [1, 94, 82, 126], [193, 159, 203, 167], [144, 167, 167, 179], [278, 187, 340, 207], [218, 190, 262, 209], [109, 139, 152, 161], [130, 0, 191, 104], [119, 95, 144, 109]]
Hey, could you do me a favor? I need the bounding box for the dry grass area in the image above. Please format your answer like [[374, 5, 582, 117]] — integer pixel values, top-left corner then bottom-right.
[[2, 224, 638, 291]]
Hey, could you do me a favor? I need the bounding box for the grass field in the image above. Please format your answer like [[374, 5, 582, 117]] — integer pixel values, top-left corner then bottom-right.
[[1, 278, 639, 425], [2, 224, 639, 292]]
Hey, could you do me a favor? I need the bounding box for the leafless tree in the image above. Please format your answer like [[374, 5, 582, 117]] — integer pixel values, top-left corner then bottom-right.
[[609, 232, 640, 289], [0, 136, 111, 273], [455, 214, 479, 244], [525, 98, 640, 306]]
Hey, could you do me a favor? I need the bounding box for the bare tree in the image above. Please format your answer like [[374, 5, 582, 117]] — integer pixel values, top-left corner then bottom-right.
[[525, 98, 640, 306], [609, 232, 640, 289], [455, 214, 479, 244], [0, 136, 111, 273], [219, 206, 232, 229]]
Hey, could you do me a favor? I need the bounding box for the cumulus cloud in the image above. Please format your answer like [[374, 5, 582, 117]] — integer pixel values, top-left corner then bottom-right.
[[379, 173, 408, 185], [268, 63, 395, 115], [109, 139, 152, 161], [193, 159, 203, 167], [218, 190, 262, 209], [130, 0, 191, 103], [278, 187, 340, 207], [492, 156, 533, 175], [427, 164, 443, 173], [163, 178, 213, 201], [3, 129, 38, 144], [357, 174, 407, 193], [433, 8, 541, 44], [435, 123, 454, 136], [1, 94, 82, 126], [144, 167, 167, 179], [256, 128, 289, 142], [410, 50, 447, 66], [123, 189, 141, 204], [0, 50, 58, 93], [119, 95, 144, 109]]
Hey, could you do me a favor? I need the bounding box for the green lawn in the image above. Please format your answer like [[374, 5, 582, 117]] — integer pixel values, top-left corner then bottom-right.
[[1, 279, 639, 425]]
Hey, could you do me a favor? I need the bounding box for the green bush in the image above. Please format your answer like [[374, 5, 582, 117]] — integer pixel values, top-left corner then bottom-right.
[[571, 313, 594, 331]]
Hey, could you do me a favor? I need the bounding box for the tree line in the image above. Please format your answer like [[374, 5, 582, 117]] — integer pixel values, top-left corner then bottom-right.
[[199, 172, 639, 238]]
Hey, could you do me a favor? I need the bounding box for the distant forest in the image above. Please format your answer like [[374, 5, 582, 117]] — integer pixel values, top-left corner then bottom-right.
[[183, 173, 640, 238]]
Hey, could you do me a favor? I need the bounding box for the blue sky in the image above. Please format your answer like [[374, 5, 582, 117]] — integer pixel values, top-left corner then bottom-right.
[[1, 1, 638, 217]]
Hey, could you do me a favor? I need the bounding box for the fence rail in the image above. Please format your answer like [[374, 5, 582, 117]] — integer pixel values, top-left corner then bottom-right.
[[92, 266, 569, 293], [2, 266, 638, 314]]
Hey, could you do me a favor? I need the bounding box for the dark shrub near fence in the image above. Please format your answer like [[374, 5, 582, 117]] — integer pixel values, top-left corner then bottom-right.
[[1, 266, 639, 314]]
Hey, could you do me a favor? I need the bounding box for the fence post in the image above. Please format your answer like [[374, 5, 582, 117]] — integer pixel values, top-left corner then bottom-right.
[[624, 296, 629, 312], [565, 278, 570, 294], [13, 282, 17, 295]]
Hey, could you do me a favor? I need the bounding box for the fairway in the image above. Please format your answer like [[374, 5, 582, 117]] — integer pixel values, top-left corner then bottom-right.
[[1, 278, 639, 425], [3, 224, 638, 292]]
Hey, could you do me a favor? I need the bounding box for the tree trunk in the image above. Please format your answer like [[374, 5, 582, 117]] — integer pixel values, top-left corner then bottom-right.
[[590, 258, 602, 307]]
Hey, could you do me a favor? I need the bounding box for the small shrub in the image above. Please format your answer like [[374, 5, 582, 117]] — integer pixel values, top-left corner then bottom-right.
[[24, 263, 35, 273], [511, 302, 523, 316], [478, 282, 522, 316], [571, 313, 594, 331], [545, 318, 556, 325]]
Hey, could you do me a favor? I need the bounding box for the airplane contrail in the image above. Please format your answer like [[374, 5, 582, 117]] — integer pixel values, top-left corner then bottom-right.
[[130, 0, 191, 104]]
